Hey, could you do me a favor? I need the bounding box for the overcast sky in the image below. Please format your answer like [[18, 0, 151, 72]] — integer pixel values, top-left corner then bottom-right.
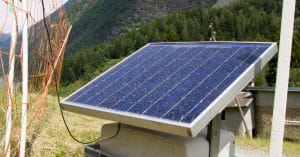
[[0, 0, 68, 33]]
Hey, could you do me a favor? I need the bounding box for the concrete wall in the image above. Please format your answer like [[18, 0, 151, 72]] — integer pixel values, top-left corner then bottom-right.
[[221, 103, 255, 137], [100, 123, 235, 157], [249, 87, 300, 141]]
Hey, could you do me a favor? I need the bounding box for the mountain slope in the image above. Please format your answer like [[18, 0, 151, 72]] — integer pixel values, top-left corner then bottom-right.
[[61, 0, 300, 93], [65, 0, 216, 55], [65, 0, 97, 23]]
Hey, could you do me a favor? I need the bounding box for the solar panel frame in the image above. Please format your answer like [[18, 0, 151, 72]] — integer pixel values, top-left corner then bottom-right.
[[60, 41, 278, 137]]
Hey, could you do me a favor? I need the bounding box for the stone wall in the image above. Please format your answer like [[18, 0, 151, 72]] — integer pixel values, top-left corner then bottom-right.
[[249, 87, 300, 141]]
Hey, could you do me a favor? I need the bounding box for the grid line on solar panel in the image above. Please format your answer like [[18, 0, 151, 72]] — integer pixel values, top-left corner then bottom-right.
[[159, 47, 249, 119], [123, 48, 220, 112], [108, 47, 210, 110], [76, 46, 174, 104], [124, 47, 227, 114], [128, 47, 226, 115], [181, 46, 267, 123], [85, 46, 176, 106], [96, 47, 190, 107], [170, 47, 260, 122], [67, 46, 162, 102], [161, 46, 258, 120], [106, 47, 206, 110], [140, 47, 240, 117]]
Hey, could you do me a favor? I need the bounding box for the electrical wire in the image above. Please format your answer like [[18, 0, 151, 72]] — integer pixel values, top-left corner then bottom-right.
[[40, 0, 120, 144]]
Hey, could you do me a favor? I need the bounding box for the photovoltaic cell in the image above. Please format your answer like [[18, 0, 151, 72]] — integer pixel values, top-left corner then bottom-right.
[[61, 42, 277, 137]]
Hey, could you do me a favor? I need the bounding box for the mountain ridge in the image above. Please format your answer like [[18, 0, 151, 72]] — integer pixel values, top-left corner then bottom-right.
[[65, 0, 216, 55]]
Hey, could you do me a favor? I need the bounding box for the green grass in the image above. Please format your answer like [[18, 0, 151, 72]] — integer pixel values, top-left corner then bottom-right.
[[28, 95, 111, 156], [236, 136, 300, 156], [0, 88, 111, 156], [0, 57, 122, 156]]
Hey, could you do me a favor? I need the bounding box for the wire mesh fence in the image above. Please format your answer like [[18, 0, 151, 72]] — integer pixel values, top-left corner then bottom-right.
[[0, 0, 71, 156]]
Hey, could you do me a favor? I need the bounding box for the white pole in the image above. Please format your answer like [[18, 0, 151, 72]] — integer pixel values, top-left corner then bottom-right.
[[4, 1, 17, 156], [20, 0, 29, 156], [269, 0, 296, 156]]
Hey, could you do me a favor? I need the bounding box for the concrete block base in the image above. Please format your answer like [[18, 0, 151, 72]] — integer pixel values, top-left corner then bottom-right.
[[99, 123, 235, 157]]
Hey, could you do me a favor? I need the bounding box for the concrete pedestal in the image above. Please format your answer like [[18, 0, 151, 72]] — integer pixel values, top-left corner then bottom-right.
[[99, 123, 235, 157]]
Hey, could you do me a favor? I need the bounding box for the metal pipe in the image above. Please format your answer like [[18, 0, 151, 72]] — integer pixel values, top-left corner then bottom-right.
[[19, 0, 29, 156], [4, 1, 17, 156]]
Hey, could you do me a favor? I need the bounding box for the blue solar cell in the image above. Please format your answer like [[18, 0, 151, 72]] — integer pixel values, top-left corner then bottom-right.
[[77, 46, 175, 104], [181, 47, 268, 123], [111, 47, 205, 111], [162, 47, 257, 121], [128, 48, 220, 113], [98, 47, 192, 108], [67, 46, 161, 101], [142, 47, 238, 117], [62, 42, 276, 137]]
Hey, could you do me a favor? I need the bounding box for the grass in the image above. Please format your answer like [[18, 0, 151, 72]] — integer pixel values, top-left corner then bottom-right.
[[28, 95, 111, 156], [0, 88, 23, 155], [0, 57, 122, 156], [0, 88, 111, 156], [236, 136, 300, 156]]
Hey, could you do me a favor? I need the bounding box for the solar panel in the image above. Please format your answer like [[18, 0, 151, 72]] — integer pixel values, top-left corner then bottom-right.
[[61, 42, 278, 137]]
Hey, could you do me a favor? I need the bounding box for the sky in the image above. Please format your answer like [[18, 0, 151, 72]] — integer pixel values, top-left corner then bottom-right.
[[0, 0, 68, 33]]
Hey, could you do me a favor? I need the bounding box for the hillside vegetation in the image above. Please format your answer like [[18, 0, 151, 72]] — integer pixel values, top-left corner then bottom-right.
[[65, 0, 216, 55], [61, 0, 300, 95]]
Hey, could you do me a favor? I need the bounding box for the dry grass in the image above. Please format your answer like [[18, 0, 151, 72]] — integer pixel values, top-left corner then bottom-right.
[[28, 95, 111, 156], [236, 136, 300, 157]]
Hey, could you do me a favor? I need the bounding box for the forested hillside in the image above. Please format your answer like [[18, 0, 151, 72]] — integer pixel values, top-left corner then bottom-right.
[[61, 0, 300, 95], [65, 0, 216, 55], [65, 0, 96, 23]]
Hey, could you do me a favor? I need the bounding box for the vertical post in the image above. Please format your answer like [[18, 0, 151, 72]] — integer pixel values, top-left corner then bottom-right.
[[235, 97, 251, 137], [207, 114, 221, 157], [20, 0, 29, 156], [269, 0, 296, 156], [4, 1, 17, 156]]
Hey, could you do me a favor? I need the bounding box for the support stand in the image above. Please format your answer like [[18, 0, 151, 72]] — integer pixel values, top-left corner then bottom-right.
[[207, 114, 221, 157], [86, 121, 235, 157]]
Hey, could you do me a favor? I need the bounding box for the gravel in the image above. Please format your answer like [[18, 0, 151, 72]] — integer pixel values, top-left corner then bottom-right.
[[235, 145, 299, 157]]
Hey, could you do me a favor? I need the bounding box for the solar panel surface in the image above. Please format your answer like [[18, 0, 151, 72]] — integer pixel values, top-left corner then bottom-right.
[[61, 42, 277, 137]]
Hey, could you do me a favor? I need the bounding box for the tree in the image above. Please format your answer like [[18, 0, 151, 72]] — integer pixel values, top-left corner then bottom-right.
[[181, 22, 190, 41]]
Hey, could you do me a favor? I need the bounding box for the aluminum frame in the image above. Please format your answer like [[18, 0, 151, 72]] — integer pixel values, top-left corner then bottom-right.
[[60, 41, 278, 137]]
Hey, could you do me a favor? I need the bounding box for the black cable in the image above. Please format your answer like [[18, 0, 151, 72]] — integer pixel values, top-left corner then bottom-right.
[[40, 0, 120, 144]]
